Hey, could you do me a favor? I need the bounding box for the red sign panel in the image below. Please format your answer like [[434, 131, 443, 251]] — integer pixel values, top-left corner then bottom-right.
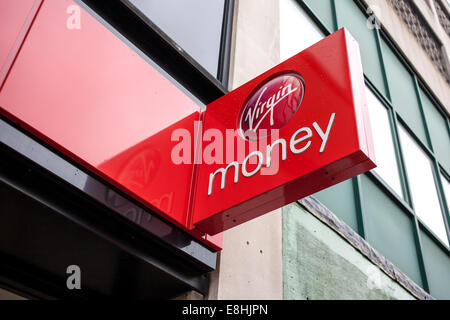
[[0, 0, 222, 249], [192, 28, 376, 235], [0, 0, 375, 250]]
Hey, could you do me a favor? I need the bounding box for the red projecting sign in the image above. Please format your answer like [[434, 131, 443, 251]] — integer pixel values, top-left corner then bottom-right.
[[192, 28, 376, 235], [0, 0, 375, 251]]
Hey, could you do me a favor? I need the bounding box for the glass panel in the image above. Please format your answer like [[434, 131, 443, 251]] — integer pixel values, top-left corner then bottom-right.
[[420, 229, 450, 299], [443, 176, 450, 212], [314, 179, 359, 233], [420, 88, 450, 174], [334, 0, 387, 96], [127, 0, 225, 77], [381, 39, 428, 145], [361, 175, 423, 286], [399, 125, 449, 246], [366, 87, 403, 197], [280, 0, 325, 61], [303, 0, 335, 33]]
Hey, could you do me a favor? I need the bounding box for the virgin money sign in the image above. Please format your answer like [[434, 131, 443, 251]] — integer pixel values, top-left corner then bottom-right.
[[238, 72, 305, 141], [192, 29, 376, 235]]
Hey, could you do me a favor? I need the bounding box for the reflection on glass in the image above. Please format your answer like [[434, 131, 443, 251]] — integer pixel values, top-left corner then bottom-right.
[[128, 0, 225, 77], [399, 125, 449, 246], [280, 0, 324, 61], [366, 88, 403, 197]]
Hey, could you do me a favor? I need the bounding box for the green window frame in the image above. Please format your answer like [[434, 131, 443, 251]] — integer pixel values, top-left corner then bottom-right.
[[296, 0, 450, 298]]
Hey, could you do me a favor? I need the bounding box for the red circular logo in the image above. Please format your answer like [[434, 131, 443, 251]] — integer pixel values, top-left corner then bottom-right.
[[238, 72, 305, 141]]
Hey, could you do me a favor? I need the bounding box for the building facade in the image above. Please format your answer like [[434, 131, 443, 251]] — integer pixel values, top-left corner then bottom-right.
[[0, 0, 449, 300]]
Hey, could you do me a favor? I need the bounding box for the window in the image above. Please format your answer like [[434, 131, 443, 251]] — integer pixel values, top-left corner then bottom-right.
[[381, 39, 429, 146], [289, 0, 450, 298], [361, 174, 423, 286], [335, 0, 387, 96], [443, 176, 450, 211], [420, 87, 450, 174], [280, 0, 324, 62], [399, 125, 449, 246], [366, 87, 403, 197], [420, 228, 450, 300], [303, 0, 335, 33], [126, 0, 227, 78]]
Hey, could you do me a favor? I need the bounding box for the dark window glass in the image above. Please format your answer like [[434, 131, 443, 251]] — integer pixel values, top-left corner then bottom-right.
[[361, 175, 423, 287], [335, 0, 387, 96], [420, 87, 450, 174], [381, 39, 429, 145], [126, 0, 225, 77], [420, 228, 450, 299]]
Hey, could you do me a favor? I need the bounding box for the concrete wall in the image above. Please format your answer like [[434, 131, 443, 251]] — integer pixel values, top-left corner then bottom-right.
[[283, 203, 416, 300], [209, 210, 283, 300], [228, 0, 280, 88], [207, 0, 283, 300]]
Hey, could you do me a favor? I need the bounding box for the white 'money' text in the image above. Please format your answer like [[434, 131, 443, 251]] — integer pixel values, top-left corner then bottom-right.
[[208, 113, 336, 196]]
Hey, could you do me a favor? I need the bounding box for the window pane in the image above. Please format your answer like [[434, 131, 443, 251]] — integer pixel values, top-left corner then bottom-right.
[[420, 88, 450, 174], [381, 39, 428, 146], [303, 0, 335, 33], [361, 175, 423, 287], [127, 0, 225, 77], [420, 228, 450, 299], [314, 179, 359, 233], [399, 125, 449, 246], [335, 0, 387, 96], [366, 88, 403, 196], [443, 176, 450, 212], [280, 0, 324, 61]]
